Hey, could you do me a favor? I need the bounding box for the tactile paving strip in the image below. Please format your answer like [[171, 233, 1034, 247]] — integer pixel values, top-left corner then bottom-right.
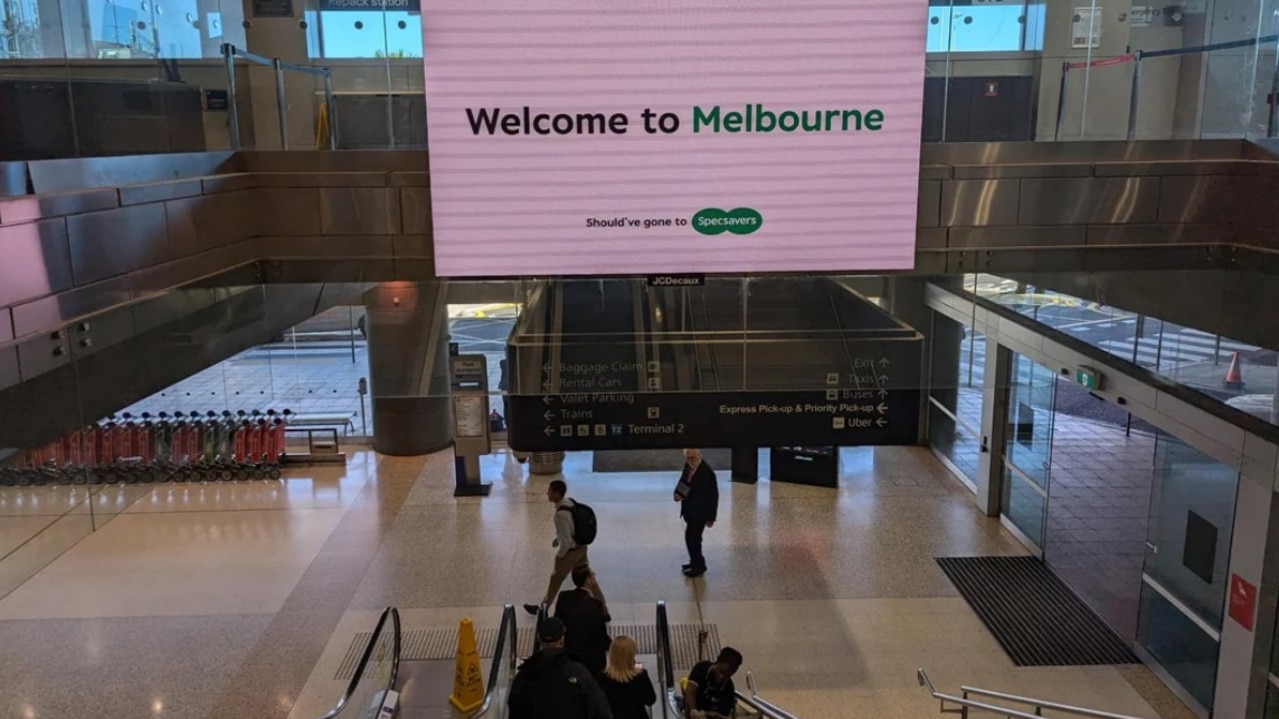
[[336, 623, 719, 680]]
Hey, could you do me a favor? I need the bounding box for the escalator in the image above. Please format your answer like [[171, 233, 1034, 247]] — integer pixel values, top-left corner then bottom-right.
[[315, 607, 402, 719], [312, 605, 518, 719], [506, 276, 924, 453], [508, 277, 652, 398], [663, 277, 915, 392], [654, 600, 801, 719], [315, 600, 799, 718]]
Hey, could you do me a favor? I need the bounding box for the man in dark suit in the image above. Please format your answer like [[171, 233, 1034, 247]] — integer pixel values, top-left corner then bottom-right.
[[554, 565, 612, 673], [674, 448, 719, 577]]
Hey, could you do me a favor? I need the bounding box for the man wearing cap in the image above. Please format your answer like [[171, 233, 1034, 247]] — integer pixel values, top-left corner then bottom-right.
[[509, 616, 613, 719]]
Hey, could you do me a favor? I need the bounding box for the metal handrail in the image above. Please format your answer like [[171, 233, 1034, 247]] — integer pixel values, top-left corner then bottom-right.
[[655, 601, 681, 719], [918, 669, 1145, 719], [737, 671, 802, 719], [472, 604, 518, 717], [959, 685, 1146, 719], [317, 606, 400, 719], [534, 602, 549, 651], [221, 42, 338, 151]]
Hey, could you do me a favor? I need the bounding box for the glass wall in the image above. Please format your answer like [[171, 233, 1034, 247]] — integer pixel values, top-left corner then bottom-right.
[[6, 0, 1279, 160], [964, 273, 1257, 712], [1137, 432, 1239, 711], [0, 281, 377, 607], [928, 309, 986, 489], [1046, 375, 1156, 641], [970, 275, 1278, 429], [0, 0, 243, 60], [0, 0, 248, 159], [1001, 352, 1056, 552], [929, 0, 1279, 142], [121, 305, 373, 436]]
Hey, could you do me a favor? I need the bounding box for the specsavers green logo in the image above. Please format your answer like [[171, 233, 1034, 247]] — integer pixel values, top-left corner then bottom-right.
[[692, 207, 762, 236]]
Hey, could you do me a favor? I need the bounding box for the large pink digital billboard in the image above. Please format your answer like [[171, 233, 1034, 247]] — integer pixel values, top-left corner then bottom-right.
[[422, 1, 927, 277]]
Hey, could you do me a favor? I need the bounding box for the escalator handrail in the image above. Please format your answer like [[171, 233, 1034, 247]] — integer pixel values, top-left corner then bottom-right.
[[318, 606, 401, 719], [736, 671, 802, 719], [472, 604, 518, 717], [655, 601, 681, 718], [534, 602, 549, 651]]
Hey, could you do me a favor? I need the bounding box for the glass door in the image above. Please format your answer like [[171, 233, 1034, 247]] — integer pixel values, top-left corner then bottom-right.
[[1001, 353, 1057, 554], [1136, 431, 1239, 714]]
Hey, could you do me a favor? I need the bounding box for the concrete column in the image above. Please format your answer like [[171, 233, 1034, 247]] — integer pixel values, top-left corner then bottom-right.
[[363, 281, 453, 455], [975, 338, 1013, 517], [243, 0, 315, 149], [731, 445, 758, 484]]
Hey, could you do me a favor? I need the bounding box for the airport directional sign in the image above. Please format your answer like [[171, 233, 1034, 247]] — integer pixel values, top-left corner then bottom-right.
[[507, 387, 919, 451]]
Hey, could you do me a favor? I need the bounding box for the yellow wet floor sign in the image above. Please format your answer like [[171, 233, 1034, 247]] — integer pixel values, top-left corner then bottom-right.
[[449, 617, 485, 712]]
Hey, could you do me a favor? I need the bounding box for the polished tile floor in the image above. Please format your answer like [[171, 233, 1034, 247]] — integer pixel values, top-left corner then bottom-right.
[[0, 446, 1191, 719]]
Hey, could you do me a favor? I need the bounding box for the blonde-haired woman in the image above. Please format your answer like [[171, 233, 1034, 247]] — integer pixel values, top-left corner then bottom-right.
[[596, 634, 657, 719]]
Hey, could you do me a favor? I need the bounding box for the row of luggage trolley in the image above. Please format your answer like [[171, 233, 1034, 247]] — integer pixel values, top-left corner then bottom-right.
[[0, 409, 293, 487]]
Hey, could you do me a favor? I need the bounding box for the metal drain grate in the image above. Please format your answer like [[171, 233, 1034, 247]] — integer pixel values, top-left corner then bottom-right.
[[336, 623, 719, 680]]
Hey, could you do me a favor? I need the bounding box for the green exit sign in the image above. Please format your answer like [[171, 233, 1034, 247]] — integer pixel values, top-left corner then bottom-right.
[[1076, 365, 1101, 390]]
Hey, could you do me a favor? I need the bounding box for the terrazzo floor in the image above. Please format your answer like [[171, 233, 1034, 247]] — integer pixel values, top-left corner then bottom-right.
[[0, 446, 1193, 719]]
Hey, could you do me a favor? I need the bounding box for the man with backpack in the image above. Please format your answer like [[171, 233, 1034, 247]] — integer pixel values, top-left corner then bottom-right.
[[509, 616, 613, 719], [526, 480, 610, 618]]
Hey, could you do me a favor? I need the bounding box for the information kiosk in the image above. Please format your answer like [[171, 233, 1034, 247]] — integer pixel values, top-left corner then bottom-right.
[[450, 354, 492, 496]]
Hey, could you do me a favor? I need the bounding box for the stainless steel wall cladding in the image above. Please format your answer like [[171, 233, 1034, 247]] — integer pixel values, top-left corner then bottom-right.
[[2, 141, 1279, 361], [24, 152, 241, 194]]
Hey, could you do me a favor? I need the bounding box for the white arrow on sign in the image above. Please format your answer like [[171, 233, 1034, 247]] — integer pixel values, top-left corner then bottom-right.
[[542, 396, 554, 405], [876, 417, 888, 428], [876, 403, 888, 415], [542, 426, 555, 436], [542, 381, 553, 390], [542, 363, 552, 373], [543, 411, 555, 421], [878, 389, 889, 400], [878, 358, 891, 368]]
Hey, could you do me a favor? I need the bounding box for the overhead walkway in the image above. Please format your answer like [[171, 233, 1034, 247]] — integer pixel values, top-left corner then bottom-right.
[[5, 141, 1279, 455], [4, 140, 1279, 355]]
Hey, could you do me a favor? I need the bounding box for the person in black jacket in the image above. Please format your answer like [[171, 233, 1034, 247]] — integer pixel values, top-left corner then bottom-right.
[[674, 448, 719, 577], [509, 617, 613, 719], [555, 565, 612, 673], [596, 634, 656, 719]]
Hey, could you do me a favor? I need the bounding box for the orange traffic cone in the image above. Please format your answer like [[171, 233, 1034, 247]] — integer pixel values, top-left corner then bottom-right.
[[1224, 351, 1245, 390]]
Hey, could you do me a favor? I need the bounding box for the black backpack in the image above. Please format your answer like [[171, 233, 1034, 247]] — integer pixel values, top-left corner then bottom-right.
[[524, 661, 591, 719], [559, 500, 597, 546]]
